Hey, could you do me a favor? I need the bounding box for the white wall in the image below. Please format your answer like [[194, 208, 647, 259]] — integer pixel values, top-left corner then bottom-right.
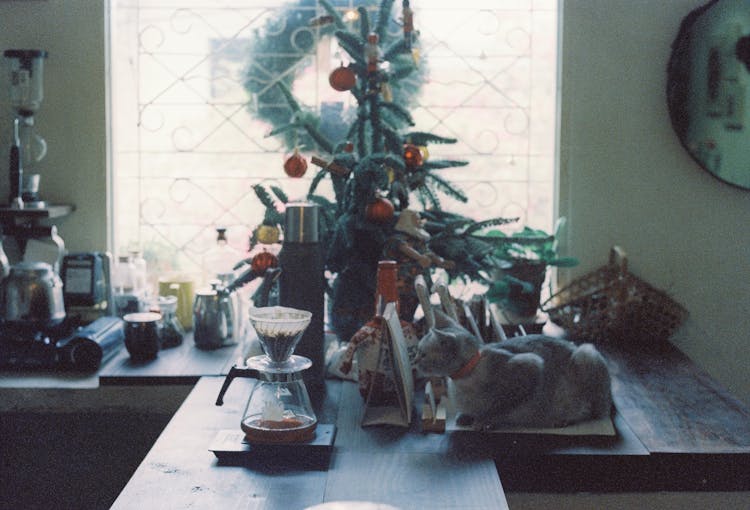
[[0, 0, 108, 252], [559, 0, 750, 406]]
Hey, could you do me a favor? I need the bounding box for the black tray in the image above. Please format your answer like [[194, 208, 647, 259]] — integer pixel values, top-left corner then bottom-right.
[[209, 424, 336, 470]]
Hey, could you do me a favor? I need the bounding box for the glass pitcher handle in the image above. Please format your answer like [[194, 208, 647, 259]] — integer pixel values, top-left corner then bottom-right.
[[215, 365, 259, 406]]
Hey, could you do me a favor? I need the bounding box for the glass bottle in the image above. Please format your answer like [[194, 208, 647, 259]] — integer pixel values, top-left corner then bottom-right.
[[113, 254, 139, 316], [202, 227, 240, 285], [202, 227, 243, 343], [156, 294, 184, 348], [129, 249, 148, 297]]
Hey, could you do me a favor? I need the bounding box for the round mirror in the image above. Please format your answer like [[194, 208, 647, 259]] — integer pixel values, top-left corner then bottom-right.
[[667, 0, 750, 189]]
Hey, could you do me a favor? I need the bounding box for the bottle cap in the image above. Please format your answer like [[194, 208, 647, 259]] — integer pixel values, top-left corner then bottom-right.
[[284, 202, 319, 243]]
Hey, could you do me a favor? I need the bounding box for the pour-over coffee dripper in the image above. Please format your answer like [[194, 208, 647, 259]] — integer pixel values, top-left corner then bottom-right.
[[215, 306, 317, 443]]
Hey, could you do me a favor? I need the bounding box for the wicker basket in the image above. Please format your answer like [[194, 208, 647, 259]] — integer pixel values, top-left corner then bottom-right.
[[541, 246, 687, 345]]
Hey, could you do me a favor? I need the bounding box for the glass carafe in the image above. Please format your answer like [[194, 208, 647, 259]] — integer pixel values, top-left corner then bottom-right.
[[215, 306, 317, 443], [239, 355, 316, 443]]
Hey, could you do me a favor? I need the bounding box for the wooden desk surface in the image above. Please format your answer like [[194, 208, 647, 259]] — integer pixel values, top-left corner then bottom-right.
[[4, 324, 750, 495], [98, 333, 245, 385], [111, 377, 509, 510], [601, 342, 750, 454]]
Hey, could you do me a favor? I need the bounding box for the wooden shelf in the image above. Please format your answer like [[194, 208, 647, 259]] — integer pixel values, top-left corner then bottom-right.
[[0, 204, 75, 224]]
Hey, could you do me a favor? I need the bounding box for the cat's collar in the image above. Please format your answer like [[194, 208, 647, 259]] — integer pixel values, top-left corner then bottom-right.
[[450, 350, 481, 380]]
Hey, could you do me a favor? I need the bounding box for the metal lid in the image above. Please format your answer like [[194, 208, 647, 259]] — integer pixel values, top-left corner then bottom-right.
[[123, 312, 161, 323], [284, 201, 319, 243]]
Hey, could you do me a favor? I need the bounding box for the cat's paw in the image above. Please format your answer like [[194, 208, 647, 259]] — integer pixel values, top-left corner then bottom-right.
[[456, 413, 475, 427]]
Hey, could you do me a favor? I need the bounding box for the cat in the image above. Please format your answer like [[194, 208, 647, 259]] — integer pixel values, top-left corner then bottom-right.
[[414, 309, 613, 429]]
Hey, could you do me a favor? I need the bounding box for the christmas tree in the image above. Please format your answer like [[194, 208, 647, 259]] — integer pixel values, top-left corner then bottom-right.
[[248, 0, 515, 342]]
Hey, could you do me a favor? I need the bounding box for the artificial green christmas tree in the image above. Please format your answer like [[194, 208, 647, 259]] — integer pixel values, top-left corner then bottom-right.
[[248, 0, 514, 342]]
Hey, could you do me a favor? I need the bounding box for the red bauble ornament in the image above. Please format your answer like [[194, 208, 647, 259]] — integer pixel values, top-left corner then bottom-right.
[[251, 250, 279, 274], [403, 143, 423, 168], [284, 149, 308, 178], [343, 141, 354, 153], [365, 197, 395, 223], [329, 65, 356, 92]]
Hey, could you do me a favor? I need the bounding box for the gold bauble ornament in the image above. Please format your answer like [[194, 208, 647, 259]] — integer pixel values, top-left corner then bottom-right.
[[256, 224, 280, 245]]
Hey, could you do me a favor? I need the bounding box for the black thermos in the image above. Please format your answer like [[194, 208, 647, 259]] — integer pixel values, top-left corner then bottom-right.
[[279, 202, 325, 391]]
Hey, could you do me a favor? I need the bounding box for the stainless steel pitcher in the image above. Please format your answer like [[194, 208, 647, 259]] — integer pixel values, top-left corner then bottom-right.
[[0, 261, 65, 330], [192, 282, 234, 350]]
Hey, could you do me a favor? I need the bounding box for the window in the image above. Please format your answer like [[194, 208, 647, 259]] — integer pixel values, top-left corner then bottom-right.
[[109, 0, 558, 279]]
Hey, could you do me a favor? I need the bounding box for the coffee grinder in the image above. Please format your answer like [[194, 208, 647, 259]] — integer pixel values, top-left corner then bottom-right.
[[4, 49, 48, 208]]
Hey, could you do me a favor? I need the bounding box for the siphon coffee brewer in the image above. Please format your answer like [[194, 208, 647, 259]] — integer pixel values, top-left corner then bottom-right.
[[215, 306, 317, 443]]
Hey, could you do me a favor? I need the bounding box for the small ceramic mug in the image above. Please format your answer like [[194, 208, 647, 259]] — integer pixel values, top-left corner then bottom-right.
[[123, 312, 161, 361]]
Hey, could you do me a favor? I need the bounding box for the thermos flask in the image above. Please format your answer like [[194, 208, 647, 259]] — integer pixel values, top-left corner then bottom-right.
[[279, 201, 325, 391]]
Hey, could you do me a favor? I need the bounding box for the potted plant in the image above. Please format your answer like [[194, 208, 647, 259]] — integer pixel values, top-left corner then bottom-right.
[[480, 219, 578, 317]]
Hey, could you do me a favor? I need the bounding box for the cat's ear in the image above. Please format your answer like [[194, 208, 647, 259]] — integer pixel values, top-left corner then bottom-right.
[[433, 308, 458, 329]]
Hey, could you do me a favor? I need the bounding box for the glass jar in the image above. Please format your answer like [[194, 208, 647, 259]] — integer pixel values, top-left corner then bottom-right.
[[155, 294, 184, 348]]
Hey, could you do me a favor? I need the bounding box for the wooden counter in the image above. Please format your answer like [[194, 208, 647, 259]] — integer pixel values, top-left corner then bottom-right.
[[98, 332, 245, 386], [3, 329, 750, 503], [111, 377, 509, 510]]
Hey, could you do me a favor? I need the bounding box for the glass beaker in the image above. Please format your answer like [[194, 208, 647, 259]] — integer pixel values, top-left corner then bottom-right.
[[4, 49, 47, 114], [241, 355, 317, 443]]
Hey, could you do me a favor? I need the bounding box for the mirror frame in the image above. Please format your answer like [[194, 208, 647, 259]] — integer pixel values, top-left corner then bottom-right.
[[667, 0, 750, 190]]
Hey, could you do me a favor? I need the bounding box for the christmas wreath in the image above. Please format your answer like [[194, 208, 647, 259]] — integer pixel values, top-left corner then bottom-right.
[[244, 0, 426, 152]]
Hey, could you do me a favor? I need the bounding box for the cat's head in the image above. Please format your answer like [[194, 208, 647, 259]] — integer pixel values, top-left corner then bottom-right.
[[415, 310, 482, 376]]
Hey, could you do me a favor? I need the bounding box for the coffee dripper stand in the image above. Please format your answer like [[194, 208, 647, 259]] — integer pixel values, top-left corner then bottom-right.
[[213, 306, 336, 460]]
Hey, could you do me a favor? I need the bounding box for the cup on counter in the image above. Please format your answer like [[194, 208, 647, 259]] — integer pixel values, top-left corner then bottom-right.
[[123, 312, 161, 361], [158, 274, 195, 331]]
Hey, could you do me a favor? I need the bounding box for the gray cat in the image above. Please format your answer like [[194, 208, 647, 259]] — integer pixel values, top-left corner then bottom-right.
[[414, 310, 613, 429]]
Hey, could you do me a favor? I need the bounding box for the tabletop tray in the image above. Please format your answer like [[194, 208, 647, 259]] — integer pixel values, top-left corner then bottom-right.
[[209, 424, 336, 469]]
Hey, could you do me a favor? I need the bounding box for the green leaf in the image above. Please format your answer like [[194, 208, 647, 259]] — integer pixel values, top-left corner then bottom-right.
[[319, 0, 346, 30], [418, 185, 440, 209], [405, 132, 458, 145], [463, 217, 519, 236], [301, 121, 335, 154], [275, 81, 301, 113], [307, 169, 327, 196], [253, 184, 276, 209], [269, 185, 289, 204], [379, 101, 414, 125], [382, 154, 405, 171], [335, 30, 365, 61], [548, 256, 579, 268], [426, 173, 468, 202], [266, 123, 298, 137], [358, 6, 370, 39], [390, 65, 416, 81], [375, 0, 395, 41], [422, 159, 469, 170], [486, 280, 511, 302], [383, 38, 409, 61]]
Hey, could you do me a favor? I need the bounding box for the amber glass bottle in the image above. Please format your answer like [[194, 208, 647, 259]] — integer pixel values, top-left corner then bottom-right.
[[373, 260, 399, 315]]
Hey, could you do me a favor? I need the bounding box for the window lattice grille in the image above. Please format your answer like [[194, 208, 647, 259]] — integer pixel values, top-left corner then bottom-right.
[[110, 0, 558, 278]]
